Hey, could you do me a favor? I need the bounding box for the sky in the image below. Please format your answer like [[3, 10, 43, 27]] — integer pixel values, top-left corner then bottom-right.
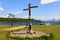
[[0, 0, 60, 21]]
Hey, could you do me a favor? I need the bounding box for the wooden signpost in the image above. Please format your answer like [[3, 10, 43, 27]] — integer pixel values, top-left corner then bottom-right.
[[23, 3, 38, 34]]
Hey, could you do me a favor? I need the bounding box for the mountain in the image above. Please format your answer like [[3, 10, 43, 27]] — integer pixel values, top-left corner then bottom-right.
[[6, 13, 15, 18], [0, 13, 15, 18], [42, 19, 60, 25]]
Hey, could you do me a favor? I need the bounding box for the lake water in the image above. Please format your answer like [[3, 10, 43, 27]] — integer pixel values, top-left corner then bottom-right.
[[0, 22, 40, 25], [0, 21, 60, 25]]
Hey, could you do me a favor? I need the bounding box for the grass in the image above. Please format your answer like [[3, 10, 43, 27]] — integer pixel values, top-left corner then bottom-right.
[[32, 25, 60, 40], [0, 25, 15, 40], [9, 35, 52, 40], [0, 25, 60, 40]]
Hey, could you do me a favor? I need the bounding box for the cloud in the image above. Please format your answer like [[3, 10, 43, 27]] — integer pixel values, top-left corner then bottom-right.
[[20, 15, 28, 19], [0, 6, 4, 11], [8, 10, 21, 15], [13, 11, 21, 15], [7, 10, 29, 18], [52, 14, 60, 20], [32, 16, 54, 21], [40, 0, 59, 4]]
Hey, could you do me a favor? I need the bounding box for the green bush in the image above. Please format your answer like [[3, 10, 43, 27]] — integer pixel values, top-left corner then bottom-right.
[[49, 33, 53, 40]]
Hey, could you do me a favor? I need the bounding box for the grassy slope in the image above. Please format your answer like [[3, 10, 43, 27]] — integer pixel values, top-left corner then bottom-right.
[[0, 25, 12, 40], [32, 25, 60, 40], [0, 25, 25, 40], [0, 18, 41, 22], [0, 25, 60, 40]]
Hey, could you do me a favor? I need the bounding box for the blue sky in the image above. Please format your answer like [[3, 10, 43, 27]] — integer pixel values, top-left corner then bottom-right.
[[0, 0, 60, 20]]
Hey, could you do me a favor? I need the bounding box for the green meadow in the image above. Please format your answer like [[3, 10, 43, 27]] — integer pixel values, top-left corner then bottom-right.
[[0, 25, 60, 40], [32, 25, 60, 40]]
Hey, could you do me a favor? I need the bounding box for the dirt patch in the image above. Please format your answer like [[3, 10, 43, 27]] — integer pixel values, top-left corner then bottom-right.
[[2, 26, 26, 31], [10, 30, 49, 38]]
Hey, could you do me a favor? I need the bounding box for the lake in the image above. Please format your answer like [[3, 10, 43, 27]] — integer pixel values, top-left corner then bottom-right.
[[0, 22, 40, 25], [0, 21, 60, 25]]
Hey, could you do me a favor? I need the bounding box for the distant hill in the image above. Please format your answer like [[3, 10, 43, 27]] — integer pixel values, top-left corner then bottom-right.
[[43, 19, 60, 25], [6, 13, 15, 18], [0, 18, 41, 22]]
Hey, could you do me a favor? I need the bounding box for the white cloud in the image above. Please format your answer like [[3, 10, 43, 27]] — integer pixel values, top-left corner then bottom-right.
[[31, 16, 46, 21], [52, 14, 60, 20], [40, 0, 59, 4], [32, 16, 54, 21], [7, 10, 29, 18], [13, 11, 21, 15], [20, 15, 28, 19], [8, 10, 21, 15], [0, 6, 4, 11]]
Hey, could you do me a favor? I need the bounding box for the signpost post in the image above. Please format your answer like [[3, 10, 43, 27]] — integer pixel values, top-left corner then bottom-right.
[[23, 3, 38, 34]]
